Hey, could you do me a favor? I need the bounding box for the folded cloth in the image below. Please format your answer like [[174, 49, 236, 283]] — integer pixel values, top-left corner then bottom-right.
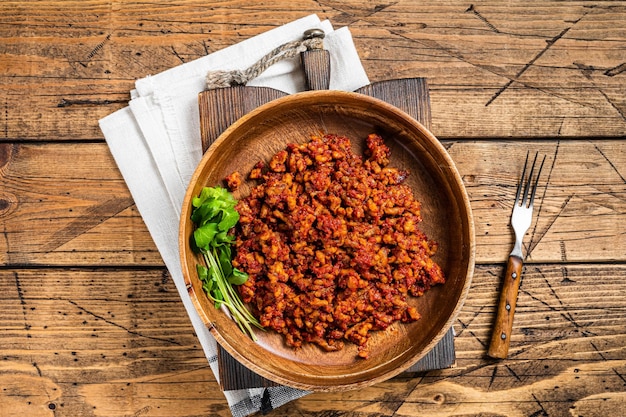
[[99, 15, 369, 417]]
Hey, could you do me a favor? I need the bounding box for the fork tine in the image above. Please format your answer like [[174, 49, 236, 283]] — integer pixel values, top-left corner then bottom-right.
[[521, 152, 538, 207], [515, 151, 529, 205], [529, 154, 546, 207]]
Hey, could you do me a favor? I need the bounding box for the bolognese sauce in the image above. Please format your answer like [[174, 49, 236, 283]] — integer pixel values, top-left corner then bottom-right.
[[230, 133, 445, 358]]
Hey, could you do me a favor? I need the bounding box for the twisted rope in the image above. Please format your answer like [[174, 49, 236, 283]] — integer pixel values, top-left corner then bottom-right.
[[205, 36, 324, 89]]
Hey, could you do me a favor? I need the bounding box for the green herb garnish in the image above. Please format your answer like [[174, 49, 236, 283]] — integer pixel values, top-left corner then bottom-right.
[[190, 186, 262, 340]]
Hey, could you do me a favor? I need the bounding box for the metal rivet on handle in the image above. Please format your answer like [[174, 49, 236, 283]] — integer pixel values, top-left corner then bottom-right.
[[501, 332, 507, 340], [303, 28, 325, 39]]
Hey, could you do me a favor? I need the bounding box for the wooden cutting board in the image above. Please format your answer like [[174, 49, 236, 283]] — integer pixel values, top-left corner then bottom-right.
[[198, 48, 455, 391]]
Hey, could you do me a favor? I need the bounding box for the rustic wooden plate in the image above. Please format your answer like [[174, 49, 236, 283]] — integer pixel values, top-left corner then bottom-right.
[[179, 90, 475, 392]]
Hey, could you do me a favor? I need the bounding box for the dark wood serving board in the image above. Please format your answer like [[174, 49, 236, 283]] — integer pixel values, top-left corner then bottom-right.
[[197, 48, 456, 391]]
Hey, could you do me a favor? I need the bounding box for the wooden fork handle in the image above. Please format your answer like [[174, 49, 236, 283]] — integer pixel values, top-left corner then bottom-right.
[[488, 255, 523, 359]]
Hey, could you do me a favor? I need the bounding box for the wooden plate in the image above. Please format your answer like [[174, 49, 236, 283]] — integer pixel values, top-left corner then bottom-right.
[[179, 90, 475, 392]]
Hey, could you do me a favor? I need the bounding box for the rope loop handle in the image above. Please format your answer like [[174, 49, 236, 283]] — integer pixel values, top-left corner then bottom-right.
[[205, 29, 325, 89]]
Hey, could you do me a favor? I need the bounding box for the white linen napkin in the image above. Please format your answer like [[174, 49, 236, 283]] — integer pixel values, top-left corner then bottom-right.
[[99, 14, 369, 417]]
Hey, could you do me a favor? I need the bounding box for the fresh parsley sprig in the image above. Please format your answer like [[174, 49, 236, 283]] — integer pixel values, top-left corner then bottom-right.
[[190, 186, 262, 341]]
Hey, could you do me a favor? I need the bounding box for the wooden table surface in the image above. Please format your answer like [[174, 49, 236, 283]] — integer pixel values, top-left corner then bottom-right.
[[1, 1, 625, 416]]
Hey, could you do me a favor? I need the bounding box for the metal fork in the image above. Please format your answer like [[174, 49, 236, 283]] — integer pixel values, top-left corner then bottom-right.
[[488, 151, 545, 359]]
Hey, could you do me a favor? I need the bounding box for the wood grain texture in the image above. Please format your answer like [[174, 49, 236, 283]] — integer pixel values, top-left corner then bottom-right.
[[0, 1, 624, 140], [488, 255, 524, 359], [0, 140, 623, 266], [0, 1, 625, 415], [0, 143, 160, 266], [355, 78, 432, 130], [1, 264, 624, 416], [199, 86, 287, 152], [300, 49, 331, 91]]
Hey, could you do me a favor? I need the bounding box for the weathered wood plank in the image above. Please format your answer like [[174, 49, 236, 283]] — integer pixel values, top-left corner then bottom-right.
[[0, 1, 624, 140], [1, 140, 623, 266], [1, 264, 624, 416], [454, 140, 626, 264], [350, 2, 626, 137], [0, 2, 623, 417], [0, 142, 161, 265], [0, 268, 224, 415]]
